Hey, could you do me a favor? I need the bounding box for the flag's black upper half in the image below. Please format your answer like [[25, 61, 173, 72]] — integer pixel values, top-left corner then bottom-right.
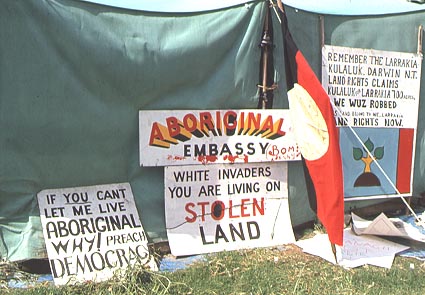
[[279, 7, 344, 246]]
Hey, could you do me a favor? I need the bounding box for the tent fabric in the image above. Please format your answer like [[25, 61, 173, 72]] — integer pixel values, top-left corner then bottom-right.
[[2, 0, 425, 262], [282, 0, 425, 16], [77, 0, 256, 13], [76, 0, 425, 15], [1, 0, 286, 261]]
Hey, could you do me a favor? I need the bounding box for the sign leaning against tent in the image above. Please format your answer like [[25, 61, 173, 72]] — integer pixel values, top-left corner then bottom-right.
[[322, 45, 422, 200], [164, 162, 295, 256], [139, 109, 300, 166], [139, 109, 299, 256], [37, 183, 154, 285]]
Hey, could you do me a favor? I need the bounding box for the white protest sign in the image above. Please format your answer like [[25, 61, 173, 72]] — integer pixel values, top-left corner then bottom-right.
[[139, 109, 300, 166], [37, 183, 154, 285], [322, 45, 422, 200], [322, 45, 421, 128], [164, 162, 295, 256]]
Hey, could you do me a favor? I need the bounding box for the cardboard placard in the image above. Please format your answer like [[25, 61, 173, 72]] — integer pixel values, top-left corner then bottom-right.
[[37, 183, 154, 285]]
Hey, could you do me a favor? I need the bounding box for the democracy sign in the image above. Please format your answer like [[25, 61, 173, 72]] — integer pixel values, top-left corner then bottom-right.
[[139, 109, 300, 166], [322, 45, 422, 200], [37, 183, 155, 285], [164, 162, 295, 256]]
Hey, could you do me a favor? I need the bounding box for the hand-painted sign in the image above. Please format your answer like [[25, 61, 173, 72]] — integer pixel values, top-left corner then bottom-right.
[[322, 45, 422, 200], [164, 162, 295, 256], [37, 183, 155, 285], [139, 109, 300, 166]]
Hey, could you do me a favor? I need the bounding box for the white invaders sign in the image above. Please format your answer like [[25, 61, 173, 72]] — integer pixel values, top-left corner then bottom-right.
[[164, 162, 295, 256], [139, 109, 300, 166], [322, 45, 421, 128], [37, 183, 153, 285]]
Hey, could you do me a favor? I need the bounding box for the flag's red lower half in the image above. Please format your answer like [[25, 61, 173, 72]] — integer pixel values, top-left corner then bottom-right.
[[282, 8, 344, 245]]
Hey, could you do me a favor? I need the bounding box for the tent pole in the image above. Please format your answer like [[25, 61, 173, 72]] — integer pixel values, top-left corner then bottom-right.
[[258, 3, 275, 109], [261, 7, 270, 109], [319, 15, 325, 48]]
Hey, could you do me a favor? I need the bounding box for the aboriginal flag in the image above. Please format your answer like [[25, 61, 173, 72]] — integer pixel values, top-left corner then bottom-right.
[[280, 8, 344, 245]]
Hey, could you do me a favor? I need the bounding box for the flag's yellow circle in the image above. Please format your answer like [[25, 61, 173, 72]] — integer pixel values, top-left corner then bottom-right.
[[288, 83, 329, 161]]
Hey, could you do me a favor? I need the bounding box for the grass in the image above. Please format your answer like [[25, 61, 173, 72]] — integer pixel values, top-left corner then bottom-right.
[[2, 228, 425, 294]]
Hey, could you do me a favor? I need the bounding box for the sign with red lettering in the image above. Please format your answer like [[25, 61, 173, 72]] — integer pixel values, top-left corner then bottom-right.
[[37, 183, 156, 285], [139, 109, 300, 166], [322, 45, 422, 200], [164, 162, 295, 256]]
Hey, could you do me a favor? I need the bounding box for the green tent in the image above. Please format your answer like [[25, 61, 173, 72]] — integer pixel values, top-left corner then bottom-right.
[[1, 0, 424, 262]]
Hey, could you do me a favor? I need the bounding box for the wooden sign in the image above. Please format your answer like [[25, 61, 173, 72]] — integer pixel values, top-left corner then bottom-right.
[[139, 109, 300, 166]]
